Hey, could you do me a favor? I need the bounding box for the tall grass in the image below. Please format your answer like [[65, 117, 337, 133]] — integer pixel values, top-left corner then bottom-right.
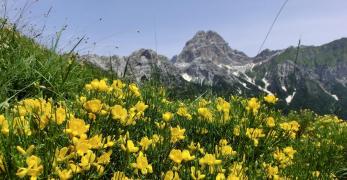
[[0, 19, 110, 108]]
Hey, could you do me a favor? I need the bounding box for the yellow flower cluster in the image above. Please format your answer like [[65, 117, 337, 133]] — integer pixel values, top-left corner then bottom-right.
[[111, 101, 148, 126], [170, 126, 186, 143], [216, 97, 231, 121], [163, 112, 174, 122], [246, 98, 260, 114], [264, 94, 278, 104], [273, 146, 297, 168], [85, 79, 110, 92], [198, 107, 213, 122], [131, 151, 153, 175], [169, 149, 195, 164], [280, 121, 300, 139], [246, 128, 266, 146], [177, 106, 192, 120], [266, 117, 276, 128], [216, 139, 237, 157], [16, 155, 43, 179]]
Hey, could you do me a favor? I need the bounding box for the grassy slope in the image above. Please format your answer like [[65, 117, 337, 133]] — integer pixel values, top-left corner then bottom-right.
[[0, 23, 110, 106]]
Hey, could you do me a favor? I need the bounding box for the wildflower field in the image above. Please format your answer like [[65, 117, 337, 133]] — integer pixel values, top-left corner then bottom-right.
[[1, 21, 347, 180], [0, 78, 347, 179]]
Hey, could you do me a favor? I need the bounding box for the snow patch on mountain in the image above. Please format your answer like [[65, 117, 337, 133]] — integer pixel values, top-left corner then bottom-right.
[[286, 90, 296, 104], [181, 73, 192, 82]]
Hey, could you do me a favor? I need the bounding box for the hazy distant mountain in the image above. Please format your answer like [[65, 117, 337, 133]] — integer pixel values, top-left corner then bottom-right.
[[81, 31, 347, 119]]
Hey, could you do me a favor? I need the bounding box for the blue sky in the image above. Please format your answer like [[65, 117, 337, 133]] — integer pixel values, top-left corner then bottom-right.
[[3, 0, 347, 58]]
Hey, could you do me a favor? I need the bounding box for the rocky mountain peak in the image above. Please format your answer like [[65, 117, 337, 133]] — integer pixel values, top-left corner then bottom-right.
[[253, 49, 282, 63], [186, 30, 227, 47], [175, 30, 250, 67]]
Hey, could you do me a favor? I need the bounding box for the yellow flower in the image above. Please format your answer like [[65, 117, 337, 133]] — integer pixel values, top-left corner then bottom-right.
[[227, 175, 240, 180], [97, 150, 112, 165], [111, 105, 128, 122], [104, 136, 116, 148], [69, 163, 82, 174], [139, 136, 153, 151], [283, 146, 296, 159], [16, 145, 35, 156], [74, 138, 91, 156], [246, 98, 260, 114], [131, 151, 153, 175], [229, 161, 247, 179], [219, 139, 229, 146], [83, 99, 102, 114], [88, 134, 103, 149], [65, 117, 90, 137], [55, 147, 71, 162], [198, 108, 213, 121], [198, 98, 210, 107], [79, 96, 87, 103], [220, 145, 237, 157], [280, 121, 300, 139], [89, 79, 109, 92], [264, 94, 278, 104], [54, 107, 66, 125], [191, 166, 206, 180], [0, 115, 9, 135], [170, 126, 186, 143], [266, 117, 276, 128], [265, 165, 278, 178], [135, 101, 148, 113], [216, 173, 226, 180], [121, 140, 139, 153], [273, 147, 296, 168], [151, 134, 163, 145], [129, 83, 141, 97], [216, 97, 231, 121], [246, 128, 265, 146], [199, 153, 222, 166], [16, 155, 43, 179], [0, 153, 5, 172], [13, 116, 32, 136], [164, 170, 180, 180], [177, 106, 192, 120], [188, 142, 205, 154], [79, 150, 96, 170], [56, 168, 73, 180], [112, 171, 130, 180], [163, 112, 174, 122], [169, 149, 195, 164], [155, 122, 166, 129], [111, 79, 126, 89], [312, 171, 320, 177], [233, 125, 240, 136]]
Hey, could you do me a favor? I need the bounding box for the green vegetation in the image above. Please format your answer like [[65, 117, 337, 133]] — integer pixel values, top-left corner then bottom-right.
[[0, 20, 347, 179], [0, 22, 110, 106]]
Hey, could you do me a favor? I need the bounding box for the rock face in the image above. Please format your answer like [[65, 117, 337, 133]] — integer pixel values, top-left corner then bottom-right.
[[81, 49, 184, 86], [81, 31, 347, 119], [124, 49, 183, 85]]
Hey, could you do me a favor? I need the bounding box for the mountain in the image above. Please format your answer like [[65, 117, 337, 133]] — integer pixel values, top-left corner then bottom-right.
[[81, 49, 184, 87], [247, 38, 347, 117], [81, 31, 347, 119]]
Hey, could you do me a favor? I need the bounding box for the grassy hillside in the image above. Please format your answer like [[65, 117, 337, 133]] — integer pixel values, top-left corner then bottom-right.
[[0, 22, 110, 106], [0, 22, 347, 179]]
